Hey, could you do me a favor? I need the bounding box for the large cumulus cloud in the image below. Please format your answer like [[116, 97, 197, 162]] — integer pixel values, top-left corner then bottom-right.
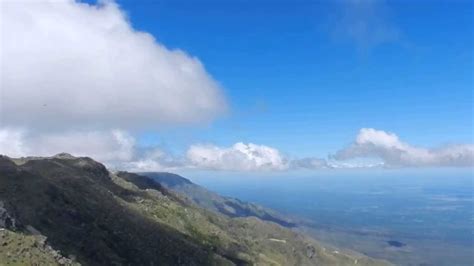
[[1, 0, 226, 130], [0, 2, 471, 172], [186, 142, 289, 171]]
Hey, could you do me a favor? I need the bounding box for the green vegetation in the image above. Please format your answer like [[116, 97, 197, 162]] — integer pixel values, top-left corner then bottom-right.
[[0, 229, 78, 266], [139, 172, 297, 227], [0, 154, 390, 265]]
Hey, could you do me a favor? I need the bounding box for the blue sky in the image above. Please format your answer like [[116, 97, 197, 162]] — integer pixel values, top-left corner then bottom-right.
[[113, 0, 473, 157], [2, 0, 473, 171]]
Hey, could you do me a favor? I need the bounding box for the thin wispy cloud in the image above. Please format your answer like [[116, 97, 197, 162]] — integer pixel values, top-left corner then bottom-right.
[[290, 157, 330, 169], [330, 0, 401, 51]]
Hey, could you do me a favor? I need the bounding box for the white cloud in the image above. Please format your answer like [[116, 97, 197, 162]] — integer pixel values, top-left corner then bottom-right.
[[186, 142, 289, 171], [0, 127, 186, 172], [121, 147, 185, 172], [0, 128, 27, 158], [290, 157, 329, 169], [334, 128, 474, 167], [0, 128, 176, 172], [2, 1, 469, 172], [0, 128, 289, 171], [290, 156, 383, 169], [1, 127, 472, 171], [1, 0, 226, 130], [331, 0, 400, 51], [326, 160, 384, 169], [0, 129, 289, 172], [0, 128, 136, 163]]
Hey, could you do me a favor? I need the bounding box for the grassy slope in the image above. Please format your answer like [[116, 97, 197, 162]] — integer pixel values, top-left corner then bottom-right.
[[138, 172, 297, 227], [0, 155, 390, 266], [0, 229, 74, 266]]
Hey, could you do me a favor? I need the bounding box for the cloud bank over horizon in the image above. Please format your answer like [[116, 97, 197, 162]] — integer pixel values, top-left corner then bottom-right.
[[1, 128, 472, 171], [334, 128, 474, 168], [1, 0, 226, 131]]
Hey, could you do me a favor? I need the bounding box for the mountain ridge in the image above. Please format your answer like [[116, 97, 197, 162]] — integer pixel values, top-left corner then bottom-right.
[[0, 154, 390, 266], [137, 171, 297, 227]]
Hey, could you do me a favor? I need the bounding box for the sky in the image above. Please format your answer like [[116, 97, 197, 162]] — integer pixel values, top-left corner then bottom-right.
[[0, 0, 473, 172]]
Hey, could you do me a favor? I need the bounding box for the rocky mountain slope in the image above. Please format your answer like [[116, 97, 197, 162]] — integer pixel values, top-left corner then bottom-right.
[[0, 154, 390, 265], [127, 172, 296, 227]]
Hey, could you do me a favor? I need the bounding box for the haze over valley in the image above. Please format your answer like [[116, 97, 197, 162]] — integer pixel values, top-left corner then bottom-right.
[[0, 0, 473, 265]]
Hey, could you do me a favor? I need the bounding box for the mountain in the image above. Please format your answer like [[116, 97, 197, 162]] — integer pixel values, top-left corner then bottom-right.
[[132, 172, 297, 227], [0, 154, 389, 265]]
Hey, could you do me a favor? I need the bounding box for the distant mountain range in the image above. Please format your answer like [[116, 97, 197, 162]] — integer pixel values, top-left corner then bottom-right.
[[0, 153, 389, 265]]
